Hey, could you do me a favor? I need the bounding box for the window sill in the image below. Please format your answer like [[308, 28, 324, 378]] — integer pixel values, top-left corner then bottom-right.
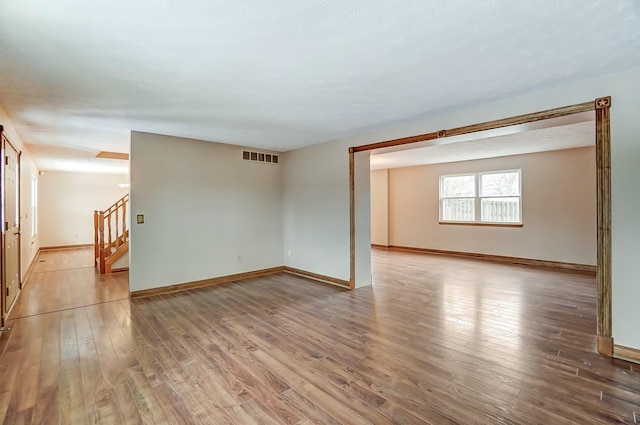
[[439, 221, 523, 228]]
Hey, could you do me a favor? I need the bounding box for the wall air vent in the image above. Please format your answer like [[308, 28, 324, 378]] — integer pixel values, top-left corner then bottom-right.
[[242, 150, 279, 164]]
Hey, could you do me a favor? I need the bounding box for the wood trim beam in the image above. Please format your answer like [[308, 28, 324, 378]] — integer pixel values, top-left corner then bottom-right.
[[351, 100, 596, 153], [130, 266, 350, 299], [598, 336, 614, 358], [443, 100, 595, 139], [383, 245, 596, 273], [613, 344, 640, 364], [371, 244, 389, 249], [351, 132, 438, 153], [595, 96, 613, 355], [349, 148, 355, 289], [110, 267, 129, 273], [40, 244, 94, 251], [20, 248, 41, 288], [283, 267, 350, 289], [130, 266, 285, 298]]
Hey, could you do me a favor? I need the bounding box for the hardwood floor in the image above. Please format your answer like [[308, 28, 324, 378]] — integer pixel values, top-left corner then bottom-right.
[[11, 247, 129, 319], [1, 247, 639, 424]]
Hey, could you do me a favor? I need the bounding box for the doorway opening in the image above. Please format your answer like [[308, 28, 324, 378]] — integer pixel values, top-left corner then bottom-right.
[[349, 97, 612, 356]]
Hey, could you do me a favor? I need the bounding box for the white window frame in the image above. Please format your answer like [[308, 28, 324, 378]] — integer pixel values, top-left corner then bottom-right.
[[439, 172, 477, 223], [439, 169, 522, 226]]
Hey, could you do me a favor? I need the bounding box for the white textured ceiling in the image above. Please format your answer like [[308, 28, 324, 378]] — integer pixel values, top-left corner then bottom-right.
[[0, 1, 639, 174]]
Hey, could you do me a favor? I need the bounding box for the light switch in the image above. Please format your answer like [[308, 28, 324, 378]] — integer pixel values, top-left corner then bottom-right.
[[136, 214, 144, 224]]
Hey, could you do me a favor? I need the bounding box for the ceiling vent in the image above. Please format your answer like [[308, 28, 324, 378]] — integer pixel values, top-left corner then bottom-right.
[[242, 150, 279, 164], [96, 151, 129, 160]]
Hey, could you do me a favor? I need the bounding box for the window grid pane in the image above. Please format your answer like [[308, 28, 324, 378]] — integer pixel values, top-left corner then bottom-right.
[[480, 171, 520, 197], [442, 198, 475, 222], [481, 197, 520, 223], [441, 175, 475, 198]]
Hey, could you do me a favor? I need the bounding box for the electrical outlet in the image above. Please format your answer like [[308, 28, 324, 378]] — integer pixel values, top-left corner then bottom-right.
[[236, 254, 241, 262], [287, 250, 291, 257]]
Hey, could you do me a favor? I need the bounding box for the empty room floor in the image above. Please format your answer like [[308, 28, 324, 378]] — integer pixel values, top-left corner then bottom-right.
[[0, 247, 639, 424], [8, 247, 129, 319]]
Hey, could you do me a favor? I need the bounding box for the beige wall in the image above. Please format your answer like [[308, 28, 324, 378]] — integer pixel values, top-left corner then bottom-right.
[[38, 171, 129, 247], [370, 169, 389, 246], [282, 141, 371, 287], [373, 147, 596, 265], [130, 131, 283, 292], [282, 139, 351, 281]]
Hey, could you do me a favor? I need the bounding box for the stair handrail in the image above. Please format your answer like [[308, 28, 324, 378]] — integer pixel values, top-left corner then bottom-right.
[[94, 193, 129, 274]]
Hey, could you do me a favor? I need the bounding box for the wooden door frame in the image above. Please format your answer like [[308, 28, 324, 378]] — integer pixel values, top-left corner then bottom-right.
[[348, 97, 613, 357]]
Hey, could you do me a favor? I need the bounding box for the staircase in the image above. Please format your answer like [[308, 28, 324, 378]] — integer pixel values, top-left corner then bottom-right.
[[94, 194, 129, 274]]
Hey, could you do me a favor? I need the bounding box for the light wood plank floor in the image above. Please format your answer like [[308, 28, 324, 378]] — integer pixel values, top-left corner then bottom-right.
[[1, 247, 639, 424], [10, 247, 129, 319]]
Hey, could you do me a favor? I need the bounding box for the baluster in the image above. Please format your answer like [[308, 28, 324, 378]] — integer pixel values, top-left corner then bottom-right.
[[98, 211, 106, 273], [94, 210, 99, 266], [122, 198, 127, 244], [107, 211, 112, 256], [115, 206, 120, 249]]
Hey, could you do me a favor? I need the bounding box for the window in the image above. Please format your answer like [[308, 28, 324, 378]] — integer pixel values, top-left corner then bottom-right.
[[31, 174, 38, 237], [439, 170, 521, 224], [440, 174, 476, 222]]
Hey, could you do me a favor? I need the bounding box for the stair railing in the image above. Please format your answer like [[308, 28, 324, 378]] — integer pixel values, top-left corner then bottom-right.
[[94, 193, 129, 274]]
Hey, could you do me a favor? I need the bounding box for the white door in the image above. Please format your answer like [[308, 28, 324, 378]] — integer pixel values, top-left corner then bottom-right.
[[2, 134, 20, 318]]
